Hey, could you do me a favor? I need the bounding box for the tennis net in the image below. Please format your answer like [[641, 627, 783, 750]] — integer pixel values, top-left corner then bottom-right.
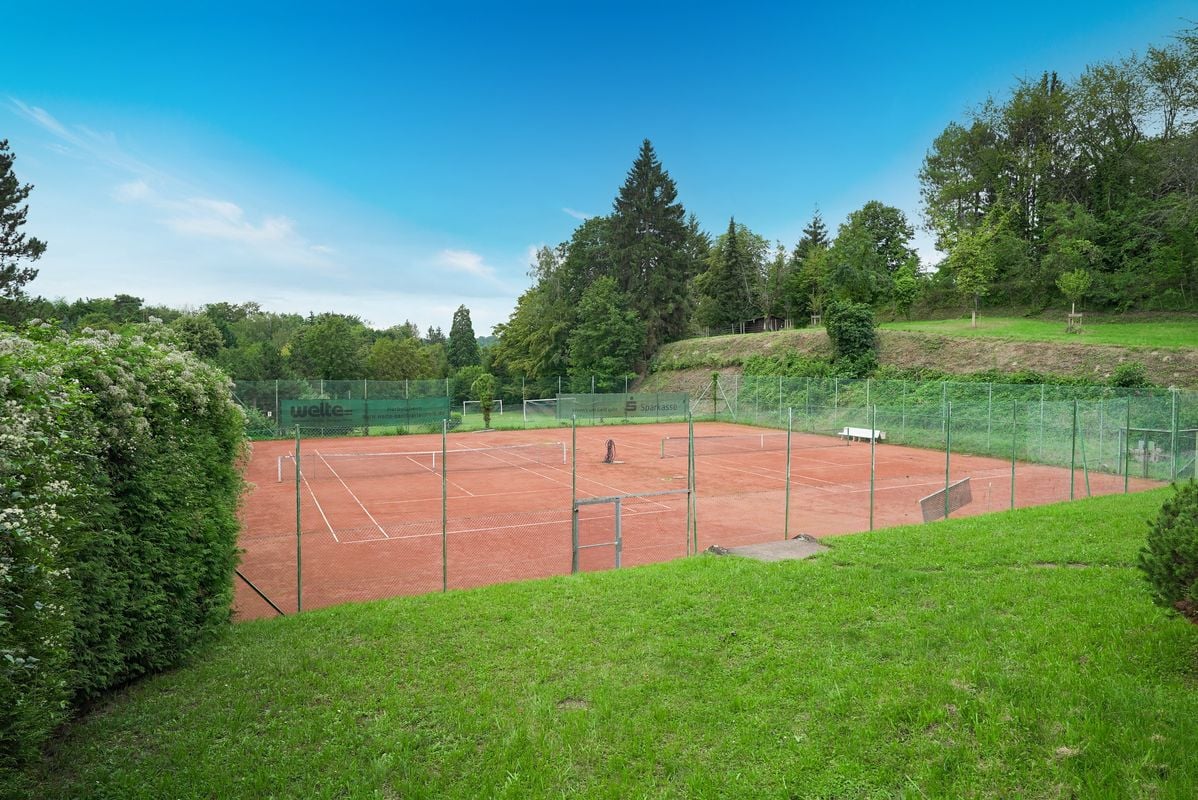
[[278, 441, 567, 481], [660, 431, 849, 458]]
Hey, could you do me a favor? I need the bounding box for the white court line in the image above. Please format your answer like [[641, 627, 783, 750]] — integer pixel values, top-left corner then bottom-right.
[[315, 450, 390, 539], [338, 506, 680, 545], [372, 486, 569, 507], [298, 467, 340, 543]]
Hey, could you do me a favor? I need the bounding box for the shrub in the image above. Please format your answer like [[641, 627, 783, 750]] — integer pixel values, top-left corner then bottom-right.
[[1, 322, 245, 775], [1109, 361, 1151, 389], [823, 301, 877, 372], [1138, 481, 1198, 623]]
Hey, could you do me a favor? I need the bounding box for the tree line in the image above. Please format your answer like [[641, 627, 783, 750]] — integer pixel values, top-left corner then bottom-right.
[[2, 24, 1196, 396]]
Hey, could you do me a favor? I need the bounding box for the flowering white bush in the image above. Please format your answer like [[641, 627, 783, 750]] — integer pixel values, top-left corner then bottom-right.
[[1, 322, 245, 773]]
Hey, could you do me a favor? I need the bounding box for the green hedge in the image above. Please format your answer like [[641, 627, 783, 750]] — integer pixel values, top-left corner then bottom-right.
[[0, 322, 245, 778]]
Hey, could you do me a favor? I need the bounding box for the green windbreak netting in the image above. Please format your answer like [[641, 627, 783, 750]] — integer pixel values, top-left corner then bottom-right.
[[278, 396, 449, 430], [557, 393, 689, 422]]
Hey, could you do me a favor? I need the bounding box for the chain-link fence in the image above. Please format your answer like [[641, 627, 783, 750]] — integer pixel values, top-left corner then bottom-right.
[[234, 381, 1185, 619], [727, 376, 1196, 482]]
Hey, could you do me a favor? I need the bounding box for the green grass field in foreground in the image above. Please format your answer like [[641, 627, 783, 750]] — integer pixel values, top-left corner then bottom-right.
[[23, 490, 1198, 799], [881, 316, 1198, 349]]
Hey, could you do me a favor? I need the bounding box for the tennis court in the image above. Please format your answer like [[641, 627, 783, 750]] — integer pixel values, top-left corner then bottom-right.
[[234, 421, 1164, 619]]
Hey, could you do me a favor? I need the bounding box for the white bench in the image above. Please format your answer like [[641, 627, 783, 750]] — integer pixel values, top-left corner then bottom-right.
[[840, 426, 886, 442]]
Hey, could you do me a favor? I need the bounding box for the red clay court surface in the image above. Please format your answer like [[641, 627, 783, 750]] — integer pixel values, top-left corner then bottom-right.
[[233, 421, 1163, 619]]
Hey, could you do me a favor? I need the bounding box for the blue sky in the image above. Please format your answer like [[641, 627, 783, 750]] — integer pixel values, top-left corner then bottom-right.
[[4, 1, 1194, 333]]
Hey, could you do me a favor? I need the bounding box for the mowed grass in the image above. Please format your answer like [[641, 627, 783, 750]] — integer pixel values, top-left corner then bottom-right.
[[881, 316, 1198, 349], [26, 491, 1198, 799]]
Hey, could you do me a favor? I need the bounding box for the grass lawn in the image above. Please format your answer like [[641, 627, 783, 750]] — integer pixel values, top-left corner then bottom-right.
[[24, 490, 1198, 799], [881, 316, 1198, 349]]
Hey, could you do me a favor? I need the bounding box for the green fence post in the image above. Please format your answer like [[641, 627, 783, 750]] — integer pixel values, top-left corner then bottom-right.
[[1070, 400, 1077, 501], [869, 404, 876, 531], [571, 416, 579, 573], [1010, 400, 1017, 511], [1171, 389, 1179, 482], [785, 407, 793, 540], [944, 402, 952, 521], [1039, 383, 1045, 461], [805, 378, 811, 427], [987, 382, 992, 453], [441, 419, 448, 592], [294, 426, 302, 613], [1124, 398, 1131, 494], [689, 413, 698, 554]]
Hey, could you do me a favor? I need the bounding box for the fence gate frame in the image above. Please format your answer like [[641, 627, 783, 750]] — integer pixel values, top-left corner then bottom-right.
[[571, 488, 691, 573]]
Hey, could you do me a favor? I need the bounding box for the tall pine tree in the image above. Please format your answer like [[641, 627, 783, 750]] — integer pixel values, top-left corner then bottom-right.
[[609, 140, 702, 357], [447, 304, 481, 369]]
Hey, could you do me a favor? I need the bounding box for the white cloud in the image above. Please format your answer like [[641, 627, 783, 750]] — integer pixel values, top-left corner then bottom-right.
[[12, 100, 74, 141], [562, 207, 592, 220], [113, 179, 153, 202], [436, 248, 497, 279], [7, 98, 523, 325]]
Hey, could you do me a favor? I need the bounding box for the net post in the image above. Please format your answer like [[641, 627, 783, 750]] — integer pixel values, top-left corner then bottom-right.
[[294, 425, 302, 614], [1070, 400, 1077, 501], [571, 415, 579, 574], [869, 404, 876, 531], [784, 407, 793, 540], [441, 419, 448, 592], [274, 379, 280, 436], [364, 379, 370, 436], [944, 402, 952, 520]]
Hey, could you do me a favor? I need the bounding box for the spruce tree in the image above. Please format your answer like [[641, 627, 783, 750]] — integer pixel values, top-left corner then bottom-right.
[[696, 218, 758, 330], [609, 139, 701, 357], [791, 210, 829, 266], [447, 304, 481, 369]]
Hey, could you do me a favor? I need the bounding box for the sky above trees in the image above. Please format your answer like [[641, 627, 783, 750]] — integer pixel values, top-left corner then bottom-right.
[[2, 0, 1193, 332]]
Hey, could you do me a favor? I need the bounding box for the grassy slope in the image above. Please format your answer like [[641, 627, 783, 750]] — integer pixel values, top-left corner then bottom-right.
[[26, 490, 1198, 799], [881, 317, 1198, 349], [645, 317, 1198, 389]]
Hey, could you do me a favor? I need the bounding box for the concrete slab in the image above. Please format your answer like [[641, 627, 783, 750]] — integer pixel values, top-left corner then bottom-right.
[[713, 537, 829, 563]]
